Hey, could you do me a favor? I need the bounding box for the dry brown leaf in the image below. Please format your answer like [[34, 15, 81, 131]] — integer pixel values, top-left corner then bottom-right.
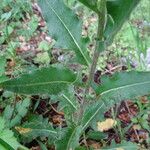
[[15, 126, 32, 134], [116, 148, 124, 150], [133, 124, 141, 130], [97, 118, 117, 132]]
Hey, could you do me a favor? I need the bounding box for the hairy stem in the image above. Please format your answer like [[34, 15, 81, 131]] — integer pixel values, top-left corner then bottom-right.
[[78, 0, 107, 121], [85, 0, 107, 94]]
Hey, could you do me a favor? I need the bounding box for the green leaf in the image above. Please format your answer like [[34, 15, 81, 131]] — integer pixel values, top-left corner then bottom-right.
[[75, 146, 86, 150], [0, 117, 22, 150], [93, 71, 150, 103], [101, 141, 138, 150], [55, 125, 82, 150], [34, 52, 50, 65], [81, 100, 105, 130], [0, 67, 77, 95], [0, 56, 8, 83], [38, 40, 51, 51], [0, 56, 6, 77], [82, 71, 150, 130], [3, 98, 31, 128], [38, 0, 91, 66], [17, 115, 57, 143], [57, 87, 80, 115], [37, 140, 48, 150], [105, 0, 141, 45], [0, 76, 8, 84], [78, 0, 98, 12], [87, 130, 107, 140]]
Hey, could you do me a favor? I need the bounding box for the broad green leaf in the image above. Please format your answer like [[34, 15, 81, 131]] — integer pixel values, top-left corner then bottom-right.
[[87, 130, 107, 140], [3, 98, 30, 128], [82, 71, 150, 130], [38, 0, 91, 66], [93, 71, 150, 103], [16, 115, 57, 143], [61, 94, 78, 112], [105, 0, 141, 45], [78, 0, 98, 12], [55, 125, 82, 150], [0, 117, 24, 150], [101, 141, 138, 150], [81, 100, 105, 130], [0, 67, 77, 95], [57, 87, 80, 115]]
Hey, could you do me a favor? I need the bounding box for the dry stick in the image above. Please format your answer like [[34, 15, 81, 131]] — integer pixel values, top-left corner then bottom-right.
[[124, 101, 140, 141]]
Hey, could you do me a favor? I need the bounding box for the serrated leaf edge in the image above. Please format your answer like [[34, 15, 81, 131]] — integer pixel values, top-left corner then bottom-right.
[[82, 103, 105, 130], [100, 81, 150, 96], [62, 94, 77, 110]]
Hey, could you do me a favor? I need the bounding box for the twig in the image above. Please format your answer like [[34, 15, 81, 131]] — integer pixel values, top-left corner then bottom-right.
[[124, 101, 140, 141], [50, 104, 64, 116]]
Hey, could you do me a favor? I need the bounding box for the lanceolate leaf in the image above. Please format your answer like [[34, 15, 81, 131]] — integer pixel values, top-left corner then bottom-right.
[[0, 67, 76, 95], [105, 0, 141, 45], [58, 87, 80, 115], [81, 101, 105, 130], [3, 98, 30, 128], [78, 0, 140, 46], [78, 0, 98, 12], [0, 56, 8, 83], [38, 0, 91, 66], [105, 0, 140, 44], [55, 125, 82, 150], [17, 115, 57, 143], [82, 71, 150, 130], [102, 141, 138, 150], [0, 117, 25, 150], [94, 71, 150, 103], [0, 56, 6, 77]]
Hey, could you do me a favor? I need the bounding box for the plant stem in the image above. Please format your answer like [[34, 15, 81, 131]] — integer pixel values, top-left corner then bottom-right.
[[85, 16, 103, 93], [85, 2, 107, 94], [78, 0, 107, 121]]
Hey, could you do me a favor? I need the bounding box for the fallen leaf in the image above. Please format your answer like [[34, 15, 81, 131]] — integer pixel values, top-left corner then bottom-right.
[[15, 126, 32, 134], [116, 148, 124, 150], [97, 118, 117, 132]]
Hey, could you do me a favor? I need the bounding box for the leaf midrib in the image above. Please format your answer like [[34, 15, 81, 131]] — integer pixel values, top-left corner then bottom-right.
[[82, 103, 104, 130], [0, 138, 16, 150], [82, 80, 150, 130], [45, 0, 89, 66], [32, 128, 57, 134], [3, 80, 74, 88], [62, 94, 77, 110], [66, 126, 79, 150], [101, 145, 137, 150], [100, 81, 150, 96]]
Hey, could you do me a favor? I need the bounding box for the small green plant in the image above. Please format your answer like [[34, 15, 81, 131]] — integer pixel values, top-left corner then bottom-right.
[[0, 0, 149, 149], [0, 117, 28, 150]]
